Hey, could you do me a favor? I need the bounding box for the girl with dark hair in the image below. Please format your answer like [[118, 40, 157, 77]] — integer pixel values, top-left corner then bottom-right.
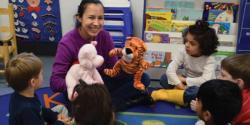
[[150, 20, 219, 106], [50, 0, 150, 111], [71, 80, 114, 125]]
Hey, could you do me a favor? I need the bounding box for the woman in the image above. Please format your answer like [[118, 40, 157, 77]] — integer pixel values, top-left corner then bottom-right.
[[50, 0, 151, 111]]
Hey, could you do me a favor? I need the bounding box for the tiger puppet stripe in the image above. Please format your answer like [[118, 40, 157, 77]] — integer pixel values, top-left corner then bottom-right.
[[104, 37, 152, 91]]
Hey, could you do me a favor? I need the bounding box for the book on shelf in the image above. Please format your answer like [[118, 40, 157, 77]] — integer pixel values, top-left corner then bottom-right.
[[144, 32, 170, 43], [144, 51, 172, 68], [202, 2, 239, 23], [170, 37, 183, 44], [213, 51, 235, 71], [164, 0, 195, 9], [208, 21, 230, 35], [145, 11, 172, 32], [171, 20, 195, 32]]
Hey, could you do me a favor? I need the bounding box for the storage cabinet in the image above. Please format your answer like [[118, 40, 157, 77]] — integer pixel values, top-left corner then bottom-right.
[[237, 0, 250, 53]]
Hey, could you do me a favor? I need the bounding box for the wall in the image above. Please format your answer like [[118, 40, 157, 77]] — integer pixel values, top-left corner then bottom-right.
[[0, 0, 144, 37], [130, 0, 144, 38]]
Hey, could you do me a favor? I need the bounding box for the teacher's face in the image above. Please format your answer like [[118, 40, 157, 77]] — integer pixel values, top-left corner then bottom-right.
[[77, 3, 104, 39]]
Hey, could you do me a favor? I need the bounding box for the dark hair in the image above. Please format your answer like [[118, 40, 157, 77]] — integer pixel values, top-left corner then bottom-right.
[[221, 54, 250, 89], [197, 79, 242, 125], [72, 80, 113, 125], [183, 20, 219, 56], [75, 0, 104, 27], [5, 53, 43, 92]]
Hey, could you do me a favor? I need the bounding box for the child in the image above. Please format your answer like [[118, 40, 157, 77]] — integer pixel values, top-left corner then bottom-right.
[[151, 20, 219, 106], [5, 53, 70, 125], [71, 80, 114, 125], [218, 54, 250, 125], [195, 79, 242, 125]]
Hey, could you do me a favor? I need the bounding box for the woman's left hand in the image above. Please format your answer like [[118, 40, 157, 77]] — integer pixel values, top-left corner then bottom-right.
[[178, 75, 186, 83]]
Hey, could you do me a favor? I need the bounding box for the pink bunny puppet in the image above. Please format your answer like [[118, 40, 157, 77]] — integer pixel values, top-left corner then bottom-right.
[[66, 41, 104, 100]]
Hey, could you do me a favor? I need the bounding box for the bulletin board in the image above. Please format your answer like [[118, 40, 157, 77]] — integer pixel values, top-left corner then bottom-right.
[[9, 0, 62, 43]]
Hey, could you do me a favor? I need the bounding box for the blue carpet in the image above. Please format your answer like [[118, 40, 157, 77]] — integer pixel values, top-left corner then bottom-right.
[[0, 87, 197, 125], [116, 101, 197, 125]]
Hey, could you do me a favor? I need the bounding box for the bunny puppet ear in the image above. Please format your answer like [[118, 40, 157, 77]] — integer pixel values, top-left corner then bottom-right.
[[91, 41, 97, 46]]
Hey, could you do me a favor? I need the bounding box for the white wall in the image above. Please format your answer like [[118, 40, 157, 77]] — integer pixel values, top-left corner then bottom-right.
[[0, 0, 11, 39], [130, 0, 144, 38], [59, 0, 81, 35], [0, 0, 8, 7]]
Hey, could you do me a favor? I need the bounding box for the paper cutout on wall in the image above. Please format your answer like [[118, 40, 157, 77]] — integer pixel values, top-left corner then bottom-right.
[[10, 0, 62, 42]]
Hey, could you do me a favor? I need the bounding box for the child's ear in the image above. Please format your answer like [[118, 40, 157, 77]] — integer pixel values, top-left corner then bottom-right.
[[203, 110, 212, 122], [235, 78, 245, 89], [29, 78, 36, 87]]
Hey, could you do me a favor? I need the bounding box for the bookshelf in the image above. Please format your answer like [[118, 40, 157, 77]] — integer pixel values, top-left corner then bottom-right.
[[143, 0, 240, 80]]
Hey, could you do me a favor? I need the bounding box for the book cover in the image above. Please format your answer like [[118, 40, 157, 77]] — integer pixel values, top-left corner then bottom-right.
[[208, 21, 230, 34], [145, 51, 172, 68], [213, 51, 235, 71], [176, 8, 203, 21], [144, 32, 170, 43], [164, 0, 195, 9], [202, 2, 239, 23], [170, 37, 183, 44], [145, 11, 172, 32], [171, 20, 195, 32]]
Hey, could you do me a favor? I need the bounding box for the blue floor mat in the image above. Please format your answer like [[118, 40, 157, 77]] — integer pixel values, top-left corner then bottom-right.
[[0, 87, 197, 125]]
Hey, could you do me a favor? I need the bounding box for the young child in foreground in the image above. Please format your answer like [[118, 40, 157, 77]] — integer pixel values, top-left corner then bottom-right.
[[71, 80, 115, 125], [6, 52, 71, 125], [192, 54, 250, 125], [151, 20, 219, 106], [218, 54, 250, 125], [195, 79, 242, 125]]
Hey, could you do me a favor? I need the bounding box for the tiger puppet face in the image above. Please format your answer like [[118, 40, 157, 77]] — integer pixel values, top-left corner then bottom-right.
[[122, 37, 147, 64], [104, 37, 151, 91]]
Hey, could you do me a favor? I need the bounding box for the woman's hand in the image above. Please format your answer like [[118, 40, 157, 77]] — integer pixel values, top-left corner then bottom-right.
[[175, 82, 186, 90], [57, 114, 72, 125], [178, 75, 186, 83], [190, 98, 198, 112]]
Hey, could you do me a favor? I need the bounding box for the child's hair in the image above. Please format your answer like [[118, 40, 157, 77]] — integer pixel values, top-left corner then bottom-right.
[[197, 79, 242, 125], [5, 52, 42, 92], [221, 54, 250, 89], [183, 20, 219, 56], [72, 80, 113, 125], [75, 0, 104, 28]]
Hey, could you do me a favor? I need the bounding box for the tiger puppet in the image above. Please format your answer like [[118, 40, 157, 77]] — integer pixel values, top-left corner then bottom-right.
[[104, 37, 152, 91]]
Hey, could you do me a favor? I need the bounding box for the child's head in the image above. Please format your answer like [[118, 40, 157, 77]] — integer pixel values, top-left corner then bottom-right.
[[183, 20, 219, 56], [5, 52, 43, 92], [220, 54, 250, 89], [72, 80, 113, 125], [196, 79, 242, 125]]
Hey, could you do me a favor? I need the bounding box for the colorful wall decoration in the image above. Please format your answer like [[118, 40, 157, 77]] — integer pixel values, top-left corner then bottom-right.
[[9, 0, 62, 42]]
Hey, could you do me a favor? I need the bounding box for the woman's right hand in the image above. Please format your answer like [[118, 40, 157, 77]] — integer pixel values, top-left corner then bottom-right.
[[175, 83, 186, 90], [190, 98, 198, 112], [57, 114, 72, 125]]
